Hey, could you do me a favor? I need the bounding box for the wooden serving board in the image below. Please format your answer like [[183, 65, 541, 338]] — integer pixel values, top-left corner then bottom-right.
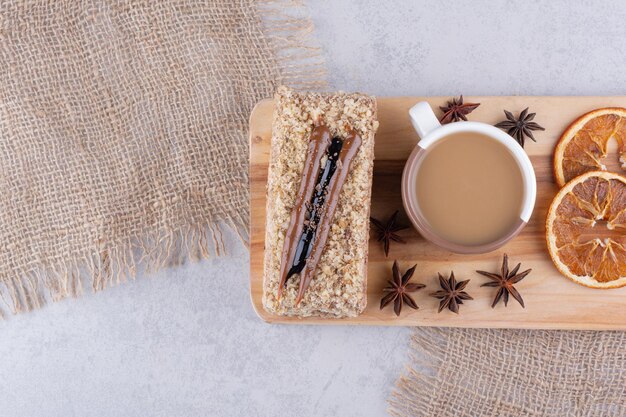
[[249, 96, 626, 329]]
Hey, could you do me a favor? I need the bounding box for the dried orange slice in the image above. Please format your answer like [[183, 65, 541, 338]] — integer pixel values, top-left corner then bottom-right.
[[554, 108, 626, 187], [546, 171, 626, 288]]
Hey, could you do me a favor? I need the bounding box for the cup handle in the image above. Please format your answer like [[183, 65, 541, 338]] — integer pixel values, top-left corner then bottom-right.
[[409, 102, 441, 139]]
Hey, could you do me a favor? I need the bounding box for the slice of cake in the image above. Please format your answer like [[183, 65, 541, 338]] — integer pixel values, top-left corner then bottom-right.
[[262, 86, 378, 318]]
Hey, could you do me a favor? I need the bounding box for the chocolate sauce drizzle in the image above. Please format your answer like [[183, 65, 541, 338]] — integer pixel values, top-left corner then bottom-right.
[[277, 123, 331, 299], [277, 122, 362, 305], [286, 137, 342, 278]]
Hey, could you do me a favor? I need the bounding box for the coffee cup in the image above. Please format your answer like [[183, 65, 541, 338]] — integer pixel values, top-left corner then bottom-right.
[[401, 102, 536, 254]]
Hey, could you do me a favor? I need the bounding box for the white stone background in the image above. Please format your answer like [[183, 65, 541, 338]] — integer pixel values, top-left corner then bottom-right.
[[2, 1, 626, 416]]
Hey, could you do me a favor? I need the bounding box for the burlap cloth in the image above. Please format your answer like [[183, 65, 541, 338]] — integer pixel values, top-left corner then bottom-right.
[[0, 0, 325, 314], [390, 328, 625, 416]]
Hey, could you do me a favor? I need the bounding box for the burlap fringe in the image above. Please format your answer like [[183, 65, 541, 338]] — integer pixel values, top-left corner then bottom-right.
[[388, 328, 450, 417], [0, 221, 241, 315], [256, 0, 329, 91]]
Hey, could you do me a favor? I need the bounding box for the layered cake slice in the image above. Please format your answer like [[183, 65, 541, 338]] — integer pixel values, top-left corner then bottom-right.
[[262, 86, 378, 317]]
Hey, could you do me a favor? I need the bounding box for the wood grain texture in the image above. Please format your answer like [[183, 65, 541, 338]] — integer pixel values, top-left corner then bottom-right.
[[249, 96, 626, 329]]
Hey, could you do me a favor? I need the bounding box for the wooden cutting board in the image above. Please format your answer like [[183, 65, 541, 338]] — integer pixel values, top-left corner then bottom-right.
[[249, 96, 626, 329]]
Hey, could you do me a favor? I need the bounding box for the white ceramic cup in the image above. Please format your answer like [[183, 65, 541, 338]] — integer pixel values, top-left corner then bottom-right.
[[401, 102, 537, 254]]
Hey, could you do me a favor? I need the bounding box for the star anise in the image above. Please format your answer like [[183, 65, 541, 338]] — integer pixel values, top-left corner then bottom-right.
[[380, 261, 425, 316], [477, 253, 531, 308], [370, 210, 408, 257], [430, 272, 473, 313], [439, 95, 480, 124], [494, 108, 545, 147]]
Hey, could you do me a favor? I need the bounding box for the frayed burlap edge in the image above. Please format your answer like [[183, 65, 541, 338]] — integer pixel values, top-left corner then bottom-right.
[[257, 0, 329, 91], [389, 327, 626, 417], [0, 0, 327, 316], [2, 222, 238, 316]]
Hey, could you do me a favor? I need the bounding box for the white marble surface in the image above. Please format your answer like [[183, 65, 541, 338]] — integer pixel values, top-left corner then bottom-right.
[[3, 1, 626, 416]]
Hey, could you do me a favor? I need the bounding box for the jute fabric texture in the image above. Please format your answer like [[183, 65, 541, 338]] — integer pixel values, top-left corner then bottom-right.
[[390, 328, 625, 417], [0, 0, 325, 314]]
